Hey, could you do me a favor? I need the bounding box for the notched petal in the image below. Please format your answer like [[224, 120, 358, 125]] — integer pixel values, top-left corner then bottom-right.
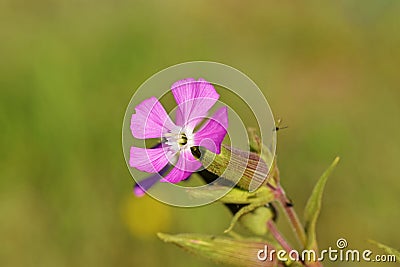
[[172, 78, 220, 129], [130, 97, 176, 139], [161, 150, 202, 183], [194, 106, 229, 154], [129, 147, 172, 173]]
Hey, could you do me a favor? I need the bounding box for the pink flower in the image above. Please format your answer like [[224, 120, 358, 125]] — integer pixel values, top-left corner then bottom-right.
[[130, 78, 229, 191]]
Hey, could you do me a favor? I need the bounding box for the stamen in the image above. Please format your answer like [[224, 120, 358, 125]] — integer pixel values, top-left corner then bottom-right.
[[163, 131, 189, 148]]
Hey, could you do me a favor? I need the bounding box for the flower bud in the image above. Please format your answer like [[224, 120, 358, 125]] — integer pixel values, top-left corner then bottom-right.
[[157, 233, 278, 267], [240, 206, 274, 236]]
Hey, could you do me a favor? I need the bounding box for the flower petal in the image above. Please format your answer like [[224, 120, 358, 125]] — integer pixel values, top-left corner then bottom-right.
[[129, 146, 173, 173], [160, 168, 192, 184], [193, 106, 228, 154], [131, 97, 176, 139], [133, 164, 170, 197], [161, 150, 202, 183], [172, 78, 219, 130]]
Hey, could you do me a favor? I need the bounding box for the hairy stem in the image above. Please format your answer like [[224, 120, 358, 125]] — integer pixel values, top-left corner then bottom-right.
[[274, 185, 307, 249], [267, 220, 293, 254], [272, 184, 323, 267]]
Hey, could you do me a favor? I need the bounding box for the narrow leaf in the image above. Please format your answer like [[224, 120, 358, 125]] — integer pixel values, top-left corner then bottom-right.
[[369, 240, 400, 260], [157, 233, 278, 267], [187, 185, 275, 204], [304, 157, 340, 251]]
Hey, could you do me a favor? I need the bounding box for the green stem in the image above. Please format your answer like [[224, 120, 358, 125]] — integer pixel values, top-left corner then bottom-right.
[[273, 185, 323, 267], [267, 220, 293, 253], [275, 185, 307, 249]]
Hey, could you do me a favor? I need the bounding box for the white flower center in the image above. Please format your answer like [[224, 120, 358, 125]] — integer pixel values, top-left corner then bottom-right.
[[163, 127, 194, 153]]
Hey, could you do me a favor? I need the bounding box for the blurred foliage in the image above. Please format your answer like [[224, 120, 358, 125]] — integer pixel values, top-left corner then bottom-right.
[[121, 195, 172, 238], [0, 1, 399, 267]]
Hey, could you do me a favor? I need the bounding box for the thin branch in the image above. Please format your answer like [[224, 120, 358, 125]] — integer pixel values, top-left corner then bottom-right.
[[267, 220, 293, 254], [274, 184, 307, 248]]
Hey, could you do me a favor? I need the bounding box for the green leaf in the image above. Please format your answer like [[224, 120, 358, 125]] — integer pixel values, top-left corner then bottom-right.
[[223, 186, 275, 234], [157, 232, 278, 267], [304, 157, 340, 251], [369, 240, 400, 260], [187, 184, 275, 205]]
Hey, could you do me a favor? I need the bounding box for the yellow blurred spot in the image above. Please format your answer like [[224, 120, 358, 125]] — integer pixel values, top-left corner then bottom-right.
[[121, 194, 172, 238]]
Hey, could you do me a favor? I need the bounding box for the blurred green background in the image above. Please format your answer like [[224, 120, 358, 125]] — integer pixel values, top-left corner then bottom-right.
[[1, 1, 399, 266]]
